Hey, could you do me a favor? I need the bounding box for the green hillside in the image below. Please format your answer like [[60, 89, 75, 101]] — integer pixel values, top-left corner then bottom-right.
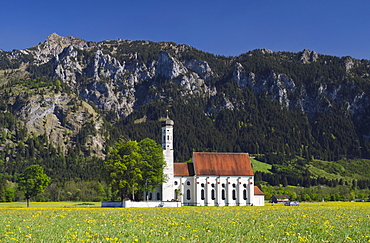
[[250, 157, 272, 173]]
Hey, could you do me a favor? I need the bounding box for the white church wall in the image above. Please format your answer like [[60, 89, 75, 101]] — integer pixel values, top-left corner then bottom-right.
[[181, 177, 196, 206], [174, 175, 256, 206], [253, 195, 265, 206], [122, 199, 181, 208]]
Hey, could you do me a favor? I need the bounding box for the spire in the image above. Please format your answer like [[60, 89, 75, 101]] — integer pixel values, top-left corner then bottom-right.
[[162, 110, 174, 126]]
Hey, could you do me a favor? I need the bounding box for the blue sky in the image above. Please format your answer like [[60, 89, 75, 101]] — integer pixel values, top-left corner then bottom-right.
[[1, 0, 369, 59]]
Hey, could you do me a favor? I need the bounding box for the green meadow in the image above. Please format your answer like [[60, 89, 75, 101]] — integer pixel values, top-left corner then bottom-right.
[[0, 202, 369, 242]]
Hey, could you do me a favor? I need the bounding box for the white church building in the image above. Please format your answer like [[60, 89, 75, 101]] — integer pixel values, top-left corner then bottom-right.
[[103, 115, 264, 207], [158, 116, 265, 206]]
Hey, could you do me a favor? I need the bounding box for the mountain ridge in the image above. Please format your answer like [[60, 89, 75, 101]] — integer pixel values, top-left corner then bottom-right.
[[1, 33, 370, 165]]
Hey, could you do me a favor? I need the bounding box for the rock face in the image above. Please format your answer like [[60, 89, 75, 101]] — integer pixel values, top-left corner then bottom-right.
[[27, 33, 93, 65], [49, 43, 216, 116], [300, 49, 318, 63], [230, 58, 368, 119], [12, 92, 105, 156]]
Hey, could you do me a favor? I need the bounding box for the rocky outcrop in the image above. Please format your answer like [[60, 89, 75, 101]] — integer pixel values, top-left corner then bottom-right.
[[230, 60, 369, 118], [156, 51, 187, 79], [300, 49, 318, 64], [54, 46, 83, 85], [344, 57, 355, 72], [232, 63, 296, 108], [183, 60, 213, 82], [51, 46, 217, 116], [28, 33, 93, 65], [13, 92, 105, 156], [232, 62, 247, 88]]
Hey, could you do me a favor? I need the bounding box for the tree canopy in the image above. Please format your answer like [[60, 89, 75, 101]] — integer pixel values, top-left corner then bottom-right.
[[105, 138, 165, 200], [17, 164, 51, 207]]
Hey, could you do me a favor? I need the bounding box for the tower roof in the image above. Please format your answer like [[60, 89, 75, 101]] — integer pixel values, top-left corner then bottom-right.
[[162, 118, 174, 126], [162, 112, 174, 126]]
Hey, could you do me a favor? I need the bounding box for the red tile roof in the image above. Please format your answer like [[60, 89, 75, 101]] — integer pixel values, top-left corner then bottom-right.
[[192, 152, 254, 176], [254, 186, 264, 195], [174, 163, 194, 177]]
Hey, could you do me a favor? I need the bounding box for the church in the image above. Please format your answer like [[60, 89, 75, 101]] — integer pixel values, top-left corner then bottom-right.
[[157, 115, 265, 206]]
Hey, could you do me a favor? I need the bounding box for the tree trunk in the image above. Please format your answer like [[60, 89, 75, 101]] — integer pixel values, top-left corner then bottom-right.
[[26, 197, 30, 207]]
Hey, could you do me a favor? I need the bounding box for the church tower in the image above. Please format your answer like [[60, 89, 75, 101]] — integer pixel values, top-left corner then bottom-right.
[[161, 114, 174, 201]]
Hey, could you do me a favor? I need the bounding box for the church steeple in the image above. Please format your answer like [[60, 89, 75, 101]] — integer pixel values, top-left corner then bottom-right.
[[162, 110, 174, 150], [161, 111, 174, 201]]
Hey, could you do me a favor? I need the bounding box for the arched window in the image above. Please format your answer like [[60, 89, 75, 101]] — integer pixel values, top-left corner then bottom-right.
[[232, 190, 236, 200], [211, 189, 215, 200], [186, 189, 191, 200], [174, 181, 178, 185], [201, 189, 205, 200], [243, 184, 247, 188], [211, 183, 215, 188], [187, 181, 191, 186], [222, 189, 226, 200], [201, 183, 205, 188], [222, 183, 225, 188], [232, 183, 236, 188], [243, 190, 247, 200]]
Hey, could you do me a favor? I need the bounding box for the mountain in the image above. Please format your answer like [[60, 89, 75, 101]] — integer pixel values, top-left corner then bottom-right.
[[1, 33, 370, 181]]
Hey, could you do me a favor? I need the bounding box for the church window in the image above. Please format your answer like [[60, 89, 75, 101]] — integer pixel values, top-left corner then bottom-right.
[[201, 189, 205, 200], [232, 190, 236, 200], [222, 183, 225, 188], [201, 183, 205, 188], [157, 193, 161, 200], [211, 189, 215, 200], [174, 181, 178, 185], [186, 189, 191, 200], [243, 184, 247, 188], [187, 181, 191, 186], [222, 189, 226, 200], [232, 183, 236, 188], [211, 183, 215, 188], [243, 190, 247, 200]]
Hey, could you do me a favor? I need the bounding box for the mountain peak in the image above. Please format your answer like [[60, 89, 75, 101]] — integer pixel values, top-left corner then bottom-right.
[[44, 33, 85, 47], [46, 33, 62, 41], [28, 33, 91, 64]]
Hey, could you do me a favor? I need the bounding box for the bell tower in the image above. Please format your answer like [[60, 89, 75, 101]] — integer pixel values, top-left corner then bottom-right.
[[161, 113, 174, 201]]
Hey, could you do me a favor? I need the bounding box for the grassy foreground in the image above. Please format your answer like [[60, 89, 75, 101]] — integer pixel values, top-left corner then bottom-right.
[[0, 202, 369, 242]]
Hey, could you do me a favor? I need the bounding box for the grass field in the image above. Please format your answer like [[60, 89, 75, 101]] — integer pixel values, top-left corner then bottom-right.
[[0, 202, 369, 242]]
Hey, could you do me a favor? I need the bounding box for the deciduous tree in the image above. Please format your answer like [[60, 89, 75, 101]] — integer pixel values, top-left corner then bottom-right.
[[105, 138, 165, 200], [17, 165, 51, 207]]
